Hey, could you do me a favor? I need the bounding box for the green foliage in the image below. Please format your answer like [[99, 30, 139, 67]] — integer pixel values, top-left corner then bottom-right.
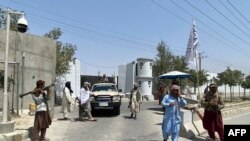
[[242, 75, 250, 89], [217, 67, 245, 101], [44, 28, 77, 75], [153, 41, 187, 78], [0, 8, 20, 31], [187, 69, 208, 88], [44, 28, 62, 40], [217, 67, 244, 87], [153, 41, 189, 88], [153, 41, 173, 78]]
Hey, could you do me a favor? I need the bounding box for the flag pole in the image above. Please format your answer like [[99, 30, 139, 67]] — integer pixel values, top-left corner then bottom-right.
[[185, 19, 201, 105], [196, 51, 201, 107]]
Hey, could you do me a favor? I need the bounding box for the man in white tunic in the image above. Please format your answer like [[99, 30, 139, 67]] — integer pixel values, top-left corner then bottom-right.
[[79, 82, 96, 121], [62, 81, 73, 120]]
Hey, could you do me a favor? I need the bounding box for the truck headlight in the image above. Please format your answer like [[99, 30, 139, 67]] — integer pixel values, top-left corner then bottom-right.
[[113, 95, 120, 101]]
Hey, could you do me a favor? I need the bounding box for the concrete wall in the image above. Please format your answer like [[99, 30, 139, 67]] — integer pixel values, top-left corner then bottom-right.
[[0, 29, 56, 112]]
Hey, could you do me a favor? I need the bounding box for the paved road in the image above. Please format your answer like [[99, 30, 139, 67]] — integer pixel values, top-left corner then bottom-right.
[[45, 99, 191, 141], [195, 109, 250, 141], [224, 111, 250, 125]]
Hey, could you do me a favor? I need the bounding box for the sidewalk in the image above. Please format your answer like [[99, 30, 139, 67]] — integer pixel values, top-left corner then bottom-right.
[[0, 110, 33, 141]]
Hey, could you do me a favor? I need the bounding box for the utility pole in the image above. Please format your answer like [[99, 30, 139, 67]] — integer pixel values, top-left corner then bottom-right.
[[197, 52, 207, 107], [1, 8, 28, 134], [198, 52, 207, 71]]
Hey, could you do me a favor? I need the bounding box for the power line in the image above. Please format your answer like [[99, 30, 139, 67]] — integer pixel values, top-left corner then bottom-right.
[[0, 5, 157, 70], [151, 0, 250, 72], [31, 13, 156, 48], [219, 0, 250, 31], [81, 61, 118, 69], [226, 0, 250, 23], [0, 3, 158, 51], [184, 0, 250, 46], [10, 0, 156, 45], [204, 0, 249, 37], [157, 0, 250, 58]]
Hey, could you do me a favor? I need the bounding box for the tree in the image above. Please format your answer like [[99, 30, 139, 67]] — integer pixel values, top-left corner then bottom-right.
[[187, 69, 208, 93], [153, 41, 189, 92], [217, 67, 240, 102], [233, 70, 244, 98], [153, 41, 174, 78], [241, 75, 250, 99], [44, 28, 77, 75], [0, 8, 21, 31], [217, 71, 228, 98]]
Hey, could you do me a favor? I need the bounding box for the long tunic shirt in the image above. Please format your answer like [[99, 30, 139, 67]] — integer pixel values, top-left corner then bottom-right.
[[161, 94, 187, 140], [129, 88, 142, 113], [80, 87, 91, 104], [62, 87, 73, 116], [32, 90, 48, 112]]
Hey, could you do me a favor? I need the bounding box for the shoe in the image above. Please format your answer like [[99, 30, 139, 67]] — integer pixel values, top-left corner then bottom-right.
[[88, 118, 97, 122]]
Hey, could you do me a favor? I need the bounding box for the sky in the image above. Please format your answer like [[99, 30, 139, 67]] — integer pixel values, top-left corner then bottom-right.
[[1, 0, 250, 76]]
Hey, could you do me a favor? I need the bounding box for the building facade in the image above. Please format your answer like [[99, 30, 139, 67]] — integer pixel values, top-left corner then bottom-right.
[[118, 58, 154, 100]]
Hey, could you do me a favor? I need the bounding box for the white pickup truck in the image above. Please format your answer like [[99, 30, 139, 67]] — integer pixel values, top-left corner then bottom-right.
[[90, 83, 122, 115]]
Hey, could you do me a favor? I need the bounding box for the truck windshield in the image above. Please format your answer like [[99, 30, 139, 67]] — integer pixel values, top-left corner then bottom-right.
[[92, 85, 117, 92]]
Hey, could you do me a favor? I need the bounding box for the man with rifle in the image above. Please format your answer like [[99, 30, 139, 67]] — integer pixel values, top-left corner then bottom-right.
[[20, 80, 52, 141], [201, 82, 225, 141]]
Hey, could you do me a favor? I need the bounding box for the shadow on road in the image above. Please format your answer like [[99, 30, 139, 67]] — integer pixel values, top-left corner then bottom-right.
[[147, 107, 164, 112], [155, 122, 162, 126], [153, 111, 164, 115], [123, 115, 137, 120], [91, 110, 118, 118]]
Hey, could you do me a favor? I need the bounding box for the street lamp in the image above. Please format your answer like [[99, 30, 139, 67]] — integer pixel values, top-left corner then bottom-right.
[[1, 8, 28, 124]]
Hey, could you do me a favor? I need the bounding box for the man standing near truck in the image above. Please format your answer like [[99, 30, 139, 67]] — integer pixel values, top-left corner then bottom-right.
[[79, 82, 97, 121]]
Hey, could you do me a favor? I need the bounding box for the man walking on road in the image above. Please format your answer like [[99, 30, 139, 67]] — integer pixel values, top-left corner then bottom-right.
[[128, 83, 142, 119], [62, 81, 73, 120], [161, 84, 187, 141], [201, 82, 225, 141]]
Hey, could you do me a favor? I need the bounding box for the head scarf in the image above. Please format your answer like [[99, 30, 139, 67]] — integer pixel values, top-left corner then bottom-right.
[[209, 82, 217, 88], [36, 80, 45, 88], [134, 83, 139, 87], [83, 82, 89, 87], [65, 81, 73, 94], [171, 84, 180, 92]]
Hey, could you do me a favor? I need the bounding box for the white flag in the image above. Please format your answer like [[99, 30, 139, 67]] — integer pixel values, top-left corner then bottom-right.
[[185, 20, 200, 68]]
